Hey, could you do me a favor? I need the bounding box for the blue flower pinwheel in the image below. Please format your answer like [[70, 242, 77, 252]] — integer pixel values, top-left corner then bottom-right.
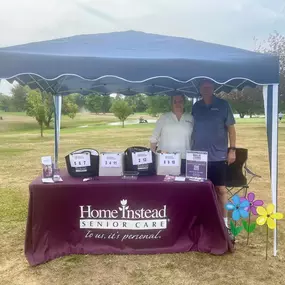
[[225, 195, 250, 221]]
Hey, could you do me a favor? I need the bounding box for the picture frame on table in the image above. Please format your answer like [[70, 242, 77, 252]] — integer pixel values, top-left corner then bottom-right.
[[185, 151, 208, 182], [41, 156, 53, 178]]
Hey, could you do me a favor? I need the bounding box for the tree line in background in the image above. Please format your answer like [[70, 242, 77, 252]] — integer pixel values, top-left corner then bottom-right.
[[0, 31, 285, 135], [218, 87, 264, 118], [0, 81, 268, 127], [0, 88, 191, 132], [0, 84, 264, 134]]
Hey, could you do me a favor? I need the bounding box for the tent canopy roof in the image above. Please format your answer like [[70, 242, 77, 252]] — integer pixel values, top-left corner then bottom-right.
[[0, 30, 279, 96]]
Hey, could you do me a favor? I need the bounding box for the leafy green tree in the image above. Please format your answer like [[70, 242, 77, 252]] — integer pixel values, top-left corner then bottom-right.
[[0, 94, 13, 112], [146, 95, 171, 116], [101, 95, 112, 113], [26, 90, 79, 136], [11, 85, 28, 111], [84, 94, 111, 113], [125, 94, 147, 113], [85, 94, 102, 114], [44, 94, 79, 127], [124, 96, 136, 112], [70, 93, 85, 109], [184, 97, 193, 113], [242, 87, 263, 117], [136, 94, 148, 112], [43, 92, 55, 128], [219, 87, 263, 118], [110, 99, 133, 127], [62, 96, 79, 119], [26, 89, 46, 137], [145, 94, 193, 116]]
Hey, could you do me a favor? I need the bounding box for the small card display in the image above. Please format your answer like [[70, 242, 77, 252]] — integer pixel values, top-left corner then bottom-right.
[[101, 154, 121, 168], [159, 153, 180, 167], [132, 150, 152, 165], [69, 152, 91, 167]]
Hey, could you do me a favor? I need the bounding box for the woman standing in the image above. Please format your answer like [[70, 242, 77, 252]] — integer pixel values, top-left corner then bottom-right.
[[150, 94, 194, 173]]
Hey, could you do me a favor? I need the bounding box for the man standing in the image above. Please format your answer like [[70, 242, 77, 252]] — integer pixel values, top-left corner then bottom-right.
[[191, 79, 236, 240]]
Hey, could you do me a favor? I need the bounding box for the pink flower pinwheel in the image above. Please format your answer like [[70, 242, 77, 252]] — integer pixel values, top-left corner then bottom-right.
[[241, 192, 264, 215]]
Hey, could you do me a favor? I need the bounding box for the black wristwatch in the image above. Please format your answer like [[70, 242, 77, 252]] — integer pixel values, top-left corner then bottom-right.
[[229, 147, 236, 151]]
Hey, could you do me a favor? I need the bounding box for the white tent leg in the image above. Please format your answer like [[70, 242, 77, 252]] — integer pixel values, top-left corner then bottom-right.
[[53, 95, 62, 169], [272, 84, 279, 257], [263, 86, 268, 125], [264, 84, 279, 257]]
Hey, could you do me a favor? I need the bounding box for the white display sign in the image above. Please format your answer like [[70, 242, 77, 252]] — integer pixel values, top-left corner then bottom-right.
[[69, 152, 91, 167], [41, 156, 52, 165], [186, 151, 208, 162], [186, 151, 208, 181], [159, 153, 180, 167], [101, 154, 121, 168], [132, 151, 152, 165]]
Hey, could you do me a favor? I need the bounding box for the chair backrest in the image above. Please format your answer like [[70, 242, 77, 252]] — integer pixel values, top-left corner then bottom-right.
[[225, 148, 248, 187]]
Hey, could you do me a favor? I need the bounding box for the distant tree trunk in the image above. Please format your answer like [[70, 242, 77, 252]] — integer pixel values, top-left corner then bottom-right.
[[122, 120, 125, 128], [44, 113, 53, 128], [40, 122, 43, 137], [240, 113, 245, 118]]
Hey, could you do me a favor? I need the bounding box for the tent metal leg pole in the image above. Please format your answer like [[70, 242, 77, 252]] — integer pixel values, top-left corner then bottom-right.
[[263, 86, 268, 126], [272, 84, 279, 257], [265, 84, 279, 257], [53, 95, 62, 170]]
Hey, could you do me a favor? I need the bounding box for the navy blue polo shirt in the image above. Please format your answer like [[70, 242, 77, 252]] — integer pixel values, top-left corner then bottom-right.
[[191, 96, 235, 162]]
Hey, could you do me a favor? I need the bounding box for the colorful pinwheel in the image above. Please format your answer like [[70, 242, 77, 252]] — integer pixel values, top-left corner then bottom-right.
[[225, 195, 250, 221], [256, 203, 284, 260], [241, 192, 264, 215], [256, 204, 283, 229], [240, 192, 264, 244]]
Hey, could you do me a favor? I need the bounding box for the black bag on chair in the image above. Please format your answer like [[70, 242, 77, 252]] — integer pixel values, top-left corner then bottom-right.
[[225, 148, 248, 187], [226, 148, 261, 199], [124, 146, 156, 176]]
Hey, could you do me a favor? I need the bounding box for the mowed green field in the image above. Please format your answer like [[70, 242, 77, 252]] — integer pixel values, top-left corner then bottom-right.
[[0, 112, 285, 285]]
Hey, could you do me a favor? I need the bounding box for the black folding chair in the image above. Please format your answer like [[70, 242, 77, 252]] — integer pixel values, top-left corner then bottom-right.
[[225, 148, 261, 200]]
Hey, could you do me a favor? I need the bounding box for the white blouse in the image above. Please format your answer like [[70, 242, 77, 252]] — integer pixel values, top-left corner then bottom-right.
[[150, 112, 194, 159]]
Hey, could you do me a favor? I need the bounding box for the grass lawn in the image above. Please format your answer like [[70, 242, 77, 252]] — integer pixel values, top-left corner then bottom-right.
[[0, 112, 285, 285]]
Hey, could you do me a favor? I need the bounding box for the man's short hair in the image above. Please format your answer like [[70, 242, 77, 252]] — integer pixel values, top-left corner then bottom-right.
[[198, 79, 215, 88]]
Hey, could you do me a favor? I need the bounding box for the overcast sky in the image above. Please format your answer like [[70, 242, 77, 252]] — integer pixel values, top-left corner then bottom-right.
[[1, 0, 285, 95], [0, 0, 285, 50]]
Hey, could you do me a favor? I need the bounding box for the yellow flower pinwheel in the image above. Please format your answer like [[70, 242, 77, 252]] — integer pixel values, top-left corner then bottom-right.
[[256, 204, 283, 229]]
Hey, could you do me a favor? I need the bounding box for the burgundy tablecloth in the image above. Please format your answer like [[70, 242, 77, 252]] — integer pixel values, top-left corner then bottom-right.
[[25, 171, 233, 266]]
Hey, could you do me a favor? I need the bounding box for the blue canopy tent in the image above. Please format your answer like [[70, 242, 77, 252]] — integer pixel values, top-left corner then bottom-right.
[[0, 30, 280, 255]]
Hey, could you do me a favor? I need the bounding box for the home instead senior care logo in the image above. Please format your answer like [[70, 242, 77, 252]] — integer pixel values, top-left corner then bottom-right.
[[79, 199, 168, 230]]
